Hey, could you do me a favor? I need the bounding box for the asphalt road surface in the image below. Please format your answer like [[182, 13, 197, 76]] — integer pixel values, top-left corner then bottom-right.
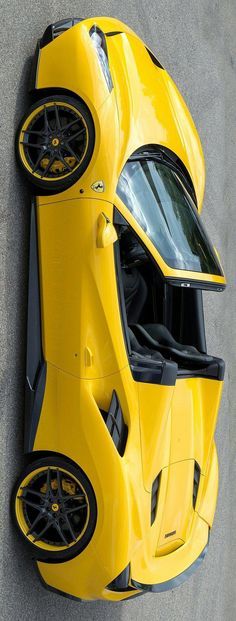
[[1, 1, 236, 620]]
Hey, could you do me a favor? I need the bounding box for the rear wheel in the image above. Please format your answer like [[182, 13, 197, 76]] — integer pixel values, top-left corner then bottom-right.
[[12, 456, 97, 562], [16, 95, 95, 193]]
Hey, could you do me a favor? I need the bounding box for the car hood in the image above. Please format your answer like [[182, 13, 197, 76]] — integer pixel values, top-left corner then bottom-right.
[[36, 16, 205, 211]]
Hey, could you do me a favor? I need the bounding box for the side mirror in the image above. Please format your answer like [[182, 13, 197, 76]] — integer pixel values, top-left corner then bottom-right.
[[97, 213, 118, 248]]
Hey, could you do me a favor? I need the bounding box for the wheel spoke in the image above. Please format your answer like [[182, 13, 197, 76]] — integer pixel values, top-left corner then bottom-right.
[[21, 105, 87, 182], [54, 520, 69, 546], [61, 514, 77, 542], [41, 154, 55, 178], [33, 518, 52, 543], [22, 129, 47, 136], [62, 118, 80, 133], [17, 465, 89, 548], [56, 151, 73, 172], [63, 494, 85, 502], [62, 142, 81, 163], [32, 147, 48, 173], [64, 503, 87, 514], [18, 496, 43, 511], [26, 512, 45, 536], [20, 486, 46, 500], [54, 103, 61, 131], [56, 469, 63, 497], [45, 467, 52, 498], [20, 141, 42, 149], [66, 127, 86, 142], [43, 106, 50, 133]]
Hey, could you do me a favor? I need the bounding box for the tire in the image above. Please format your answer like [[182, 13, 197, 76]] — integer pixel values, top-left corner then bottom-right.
[[16, 95, 95, 194], [12, 455, 97, 563]]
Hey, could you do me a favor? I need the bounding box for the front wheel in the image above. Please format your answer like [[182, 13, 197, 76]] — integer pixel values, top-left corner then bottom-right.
[[12, 456, 97, 562], [16, 95, 95, 194]]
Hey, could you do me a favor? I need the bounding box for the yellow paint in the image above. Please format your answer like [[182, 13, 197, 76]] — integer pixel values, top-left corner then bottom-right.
[[33, 15, 226, 287], [17, 16, 225, 600], [96, 212, 118, 248], [36, 16, 206, 210], [34, 361, 224, 599]]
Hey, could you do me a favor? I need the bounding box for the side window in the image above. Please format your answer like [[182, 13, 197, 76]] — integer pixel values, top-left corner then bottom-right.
[[117, 158, 223, 276]]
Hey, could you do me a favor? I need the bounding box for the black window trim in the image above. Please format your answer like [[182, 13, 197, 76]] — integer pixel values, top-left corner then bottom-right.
[[117, 148, 225, 282], [128, 145, 197, 206]]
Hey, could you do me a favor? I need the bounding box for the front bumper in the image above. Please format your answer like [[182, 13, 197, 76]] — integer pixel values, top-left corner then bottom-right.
[[36, 540, 209, 602], [36, 519, 210, 602], [131, 539, 209, 593]]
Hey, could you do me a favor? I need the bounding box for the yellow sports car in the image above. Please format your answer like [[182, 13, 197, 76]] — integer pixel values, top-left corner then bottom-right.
[[12, 16, 226, 602]]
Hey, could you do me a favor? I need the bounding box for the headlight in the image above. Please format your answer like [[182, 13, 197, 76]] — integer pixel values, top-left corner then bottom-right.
[[90, 26, 113, 92]]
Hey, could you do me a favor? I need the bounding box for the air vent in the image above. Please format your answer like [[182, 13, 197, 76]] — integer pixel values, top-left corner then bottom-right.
[[52, 18, 83, 38], [101, 391, 128, 456], [40, 18, 83, 48], [193, 462, 201, 508], [106, 31, 123, 37], [107, 564, 136, 592], [146, 46, 164, 69], [90, 25, 113, 92], [151, 473, 161, 525]]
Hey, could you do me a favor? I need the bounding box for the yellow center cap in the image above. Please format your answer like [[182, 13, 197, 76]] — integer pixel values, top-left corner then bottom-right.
[[51, 503, 59, 512], [52, 137, 60, 147]]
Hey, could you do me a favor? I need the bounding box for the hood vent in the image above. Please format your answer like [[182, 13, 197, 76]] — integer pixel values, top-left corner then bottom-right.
[[90, 25, 113, 92], [151, 472, 161, 525], [101, 391, 128, 456]]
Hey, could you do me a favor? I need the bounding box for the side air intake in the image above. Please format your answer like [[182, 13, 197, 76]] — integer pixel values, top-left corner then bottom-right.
[[101, 391, 128, 457], [107, 564, 137, 592], [193, 462, 201, 508], [151, 473, 161, 525]]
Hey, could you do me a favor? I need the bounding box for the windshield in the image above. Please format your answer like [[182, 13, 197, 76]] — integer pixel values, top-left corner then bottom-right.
[[117, 158, 223, 275]]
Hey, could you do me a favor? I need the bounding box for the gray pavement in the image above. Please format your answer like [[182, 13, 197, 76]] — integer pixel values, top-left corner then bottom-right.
[[0, 1, 236, 620]]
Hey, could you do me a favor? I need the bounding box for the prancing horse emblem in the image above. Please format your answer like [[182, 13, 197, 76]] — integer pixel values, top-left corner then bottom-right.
[[91, 180, 105, 193]]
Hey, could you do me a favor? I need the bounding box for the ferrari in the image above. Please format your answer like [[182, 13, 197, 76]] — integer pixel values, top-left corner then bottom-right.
[[12, 16, 226, 602]]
